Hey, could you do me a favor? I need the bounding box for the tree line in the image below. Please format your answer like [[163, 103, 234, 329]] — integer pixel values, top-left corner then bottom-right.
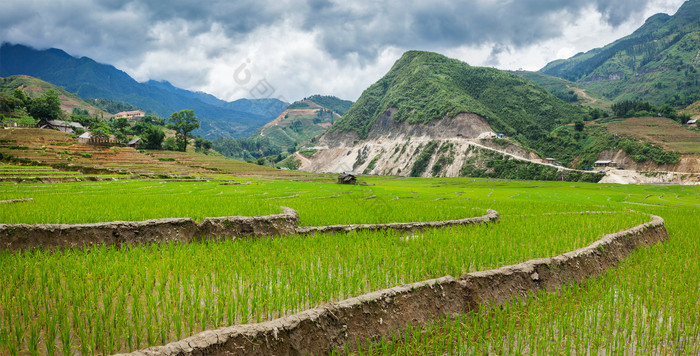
[[1, 88, 210, 153]]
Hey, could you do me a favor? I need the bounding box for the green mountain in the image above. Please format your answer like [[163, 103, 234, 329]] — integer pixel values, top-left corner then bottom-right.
[[540, 0, 700, 106], [0, 43, 287, 138], [0, 75, 109, 117], [287, 95, 354, 115], [258, 95, 352, 149], [513, 71, 611, 110], [331, 50, 586, 152], [212, 95, 353, 162]]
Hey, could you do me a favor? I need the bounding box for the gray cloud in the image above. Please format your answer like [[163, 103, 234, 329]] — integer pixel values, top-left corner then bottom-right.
[[0, 0, 687, 101], [302, 0, 665, 60]]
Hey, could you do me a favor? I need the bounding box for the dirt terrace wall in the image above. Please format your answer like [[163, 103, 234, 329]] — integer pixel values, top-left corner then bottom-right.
[[0, 207, 299, 251], [297, 209, 499, 234], [119, 214, 667, 356], [0, 198, 34, 204], [0, 208, 498, 251], [461, 214, 667, 307]]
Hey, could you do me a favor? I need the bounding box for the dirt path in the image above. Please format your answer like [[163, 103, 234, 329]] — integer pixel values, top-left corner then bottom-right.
[[568, 85, 600, 106], [292, 152, 313, 167], [462, 139, 578, 171]]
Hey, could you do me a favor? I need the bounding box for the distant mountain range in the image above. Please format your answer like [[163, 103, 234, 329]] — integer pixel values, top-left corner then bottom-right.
[[257, 95, 353, 150], [0, 43, 287, 138], [298, 50, 699, 179], [211, 95, 354, 162], [539, 0, 700, 106]]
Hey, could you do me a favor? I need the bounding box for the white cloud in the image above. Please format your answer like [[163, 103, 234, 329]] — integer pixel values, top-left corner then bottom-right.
[[0, 0, 689, 102]]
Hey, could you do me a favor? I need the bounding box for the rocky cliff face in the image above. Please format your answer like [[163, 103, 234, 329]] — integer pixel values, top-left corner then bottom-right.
[[597, 149, 700, 173], [297, 109, 539, 177]]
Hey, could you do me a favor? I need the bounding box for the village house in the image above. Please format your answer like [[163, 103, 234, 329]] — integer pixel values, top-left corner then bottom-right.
[[77, 131, 92, 143], [542, 158, 556, 164], [127, 137, 142, 148], [114, 110, 145, 120], [77, 131, 119, 145], [337, 172, 357, 185], [45, 120, 85, 134]]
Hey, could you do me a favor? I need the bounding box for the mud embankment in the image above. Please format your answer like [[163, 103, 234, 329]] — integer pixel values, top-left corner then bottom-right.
[[0, 208, 300, 251], [119, 214, 667, 356], [0, 208, 498, 251], [298, 209, 499, 234], [0, 198, 34, 204]]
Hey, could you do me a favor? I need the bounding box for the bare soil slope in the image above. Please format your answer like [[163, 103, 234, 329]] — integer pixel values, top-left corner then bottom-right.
[[299, 110, 543, 177], [599, 116, 700, 154]]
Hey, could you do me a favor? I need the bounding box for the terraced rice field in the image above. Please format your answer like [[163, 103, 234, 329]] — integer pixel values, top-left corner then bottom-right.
[[0, 128, 310, 178], [0, 174, 698, 355], [0, 164, 123, 183]]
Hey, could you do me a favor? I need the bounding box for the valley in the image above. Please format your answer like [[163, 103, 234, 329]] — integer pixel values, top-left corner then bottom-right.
[[1, 1, 699, 354]]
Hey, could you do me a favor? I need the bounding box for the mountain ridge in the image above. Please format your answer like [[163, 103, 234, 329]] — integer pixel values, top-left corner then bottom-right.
[[0, 43, 287, 138], [331, 50, 586, 153], [297, 51, 607, 181], [0, 75, 110, 118], [539, 0, 700, 106]]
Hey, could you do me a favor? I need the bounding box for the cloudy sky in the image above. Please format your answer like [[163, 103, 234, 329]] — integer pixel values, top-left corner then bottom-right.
[[0, 0, 687, 103]]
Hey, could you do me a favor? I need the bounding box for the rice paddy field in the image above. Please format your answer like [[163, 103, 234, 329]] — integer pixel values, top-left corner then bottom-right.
[[0, 173, 698, 355]]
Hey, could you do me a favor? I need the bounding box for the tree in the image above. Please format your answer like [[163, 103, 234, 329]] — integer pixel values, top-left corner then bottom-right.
[[142, 114, 166, 126], [168, 110, 199, 152], [12, 88, 30, 107], [194, 137, 213, 154], [72, 107, 89, 116], [162, 137, 179, 151], [91, 123, 111, 139], [70, 112, 99, 129], [28, 89, 62, 123], [110, 117, 130, 133], [0, 92, 22, 112], [574, 119, 585, 132], [588, 108, 605, 121], [143, 125, 165, 149]]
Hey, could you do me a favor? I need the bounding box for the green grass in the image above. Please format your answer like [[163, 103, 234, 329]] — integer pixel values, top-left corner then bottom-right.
[[356, 203, 699, 355], [0, 176, 697, 355], [0, 179, 486, 225]]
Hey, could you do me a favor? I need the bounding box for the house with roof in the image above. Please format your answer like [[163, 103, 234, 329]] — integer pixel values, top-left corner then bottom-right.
[[78, 131, 92, 143], [45, 120, 85, 134], [114, 110, 145, 120], [77, 131, 119, 145], [127, 137, 142, 148]]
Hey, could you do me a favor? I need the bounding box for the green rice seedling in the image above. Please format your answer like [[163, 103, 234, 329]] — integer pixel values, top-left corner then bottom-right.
[[359, 199, 699, 355], [0, 176, 697, 354]]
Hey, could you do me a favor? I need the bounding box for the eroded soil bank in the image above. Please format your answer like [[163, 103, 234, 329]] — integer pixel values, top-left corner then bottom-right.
[[0, 208, 498, 251]]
